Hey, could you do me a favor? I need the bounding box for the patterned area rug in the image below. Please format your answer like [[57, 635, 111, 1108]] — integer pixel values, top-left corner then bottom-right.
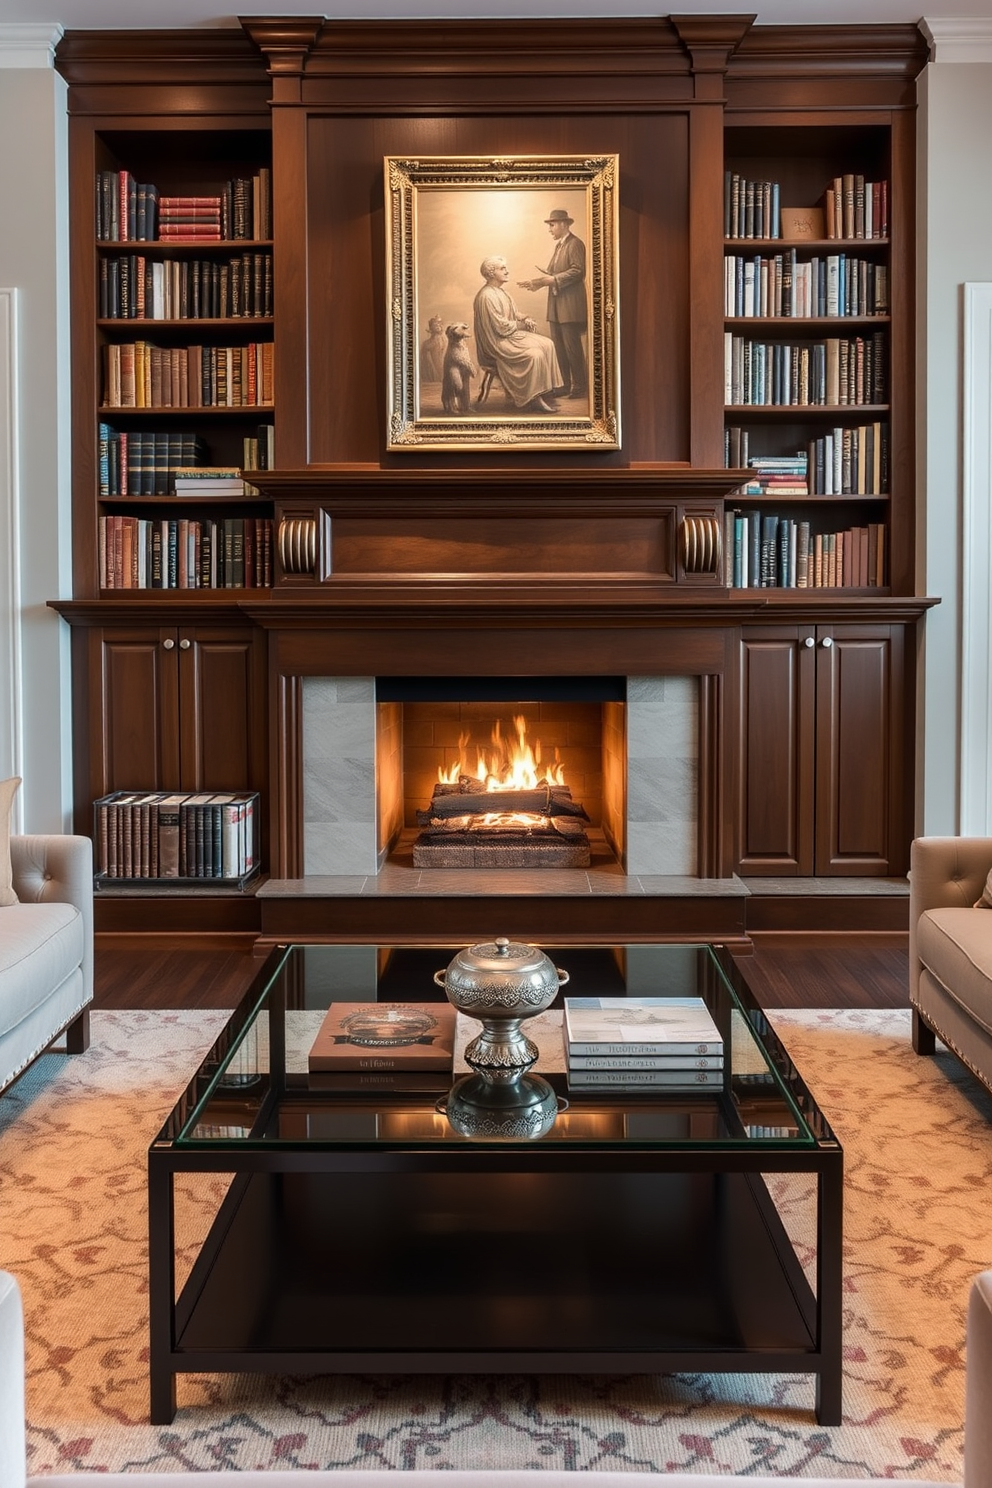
[[1, 1006, 988, 1480]]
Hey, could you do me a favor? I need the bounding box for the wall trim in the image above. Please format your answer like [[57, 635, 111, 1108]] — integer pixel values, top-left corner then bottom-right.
[[0, 23, 62, 69], [0, 289, 22, 824], [920, 18, 992, 64], [961, 283, 992, 834]]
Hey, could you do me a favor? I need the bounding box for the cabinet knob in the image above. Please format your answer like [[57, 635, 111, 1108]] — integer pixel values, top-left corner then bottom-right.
[[821, 636, 834, 649], [162, 638, 175, 650], [804, 636, 815, 648], [179, 638, 191, 650]]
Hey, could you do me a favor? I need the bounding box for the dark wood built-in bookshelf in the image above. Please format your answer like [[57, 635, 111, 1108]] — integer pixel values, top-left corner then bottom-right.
[[52, 18, 934, 937]]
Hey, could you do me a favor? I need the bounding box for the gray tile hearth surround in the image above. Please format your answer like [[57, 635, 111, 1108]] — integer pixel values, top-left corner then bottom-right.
[[301, 676, 698, 879]]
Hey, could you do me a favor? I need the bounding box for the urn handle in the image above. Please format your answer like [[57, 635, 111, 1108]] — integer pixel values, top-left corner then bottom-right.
[[433, 969, 447, 989], [557, 969, 570, 987]]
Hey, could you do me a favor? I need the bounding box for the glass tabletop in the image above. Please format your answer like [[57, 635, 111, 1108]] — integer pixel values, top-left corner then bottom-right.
[[160, 942, 835, 1151]]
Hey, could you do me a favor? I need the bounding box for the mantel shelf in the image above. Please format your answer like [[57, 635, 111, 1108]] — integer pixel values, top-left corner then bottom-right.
[[247, 466, 750, 514], [49, 591, 940, 629]]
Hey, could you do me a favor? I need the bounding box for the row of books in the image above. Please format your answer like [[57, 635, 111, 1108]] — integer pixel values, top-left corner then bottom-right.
[[724, 511, 886, 588], [823, 174, 888, 240], [95, 169, 272, 242], [724, 332, 887, 408], [724, 174, 781, 240], [102, 340, 274, 409], [99, 514, 274, 590], [724, 251, 888, 319], [99, 252, 273, 321], [94, 790, 258, 881], [726, 422, 889, 497], [563, 997, 724, 1090], [98, 426, 274, 497]]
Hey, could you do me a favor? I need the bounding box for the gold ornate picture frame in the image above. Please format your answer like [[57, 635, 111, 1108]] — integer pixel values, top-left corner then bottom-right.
[[385, 154, 620, 452]]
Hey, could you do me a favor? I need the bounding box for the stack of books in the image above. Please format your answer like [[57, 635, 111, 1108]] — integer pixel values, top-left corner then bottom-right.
[[173, 466, 246, 497], [739, 452, 809, 497], [562, 996, 725, 1091], [157, 195, 223, 241]]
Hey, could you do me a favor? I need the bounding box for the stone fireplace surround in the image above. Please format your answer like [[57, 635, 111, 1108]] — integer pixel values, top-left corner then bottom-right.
[[302, 675, 699, 878]]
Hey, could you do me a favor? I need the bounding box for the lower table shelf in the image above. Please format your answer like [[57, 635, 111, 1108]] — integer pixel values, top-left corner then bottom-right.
[[164, 1167, 818, 1388]]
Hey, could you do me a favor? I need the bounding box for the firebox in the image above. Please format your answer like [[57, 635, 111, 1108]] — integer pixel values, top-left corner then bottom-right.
[[381, 678, 617, 869], [301, 676, 698, 878]]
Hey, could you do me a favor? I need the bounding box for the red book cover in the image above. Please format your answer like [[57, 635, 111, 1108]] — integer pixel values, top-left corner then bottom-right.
[[308, 1002, 456, 1072]]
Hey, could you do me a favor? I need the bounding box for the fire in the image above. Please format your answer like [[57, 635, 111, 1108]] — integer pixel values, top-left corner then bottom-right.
[[438, 714, 566, 791]]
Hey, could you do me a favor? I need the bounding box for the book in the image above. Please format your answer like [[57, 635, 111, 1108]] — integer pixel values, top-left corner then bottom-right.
[[307, 1069, 453, 1093], [565, 1052, 724, 1071], [563, 997, 723, 1056], [780, 206, 824, 241], [308, 1002, 457, 1072], [566, 1068, 724, 1088]]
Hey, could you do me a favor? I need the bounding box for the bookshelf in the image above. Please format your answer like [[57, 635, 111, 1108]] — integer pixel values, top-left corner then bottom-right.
[[91, 128, 275, 594], [722, 123, 901, 594], [50, 20, 931, 930]]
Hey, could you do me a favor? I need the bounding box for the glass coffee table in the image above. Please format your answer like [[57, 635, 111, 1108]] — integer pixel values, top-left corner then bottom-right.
[[148, 941, 842, 1425]]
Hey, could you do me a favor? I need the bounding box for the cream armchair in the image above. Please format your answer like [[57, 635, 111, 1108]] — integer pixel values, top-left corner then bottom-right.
[[0, 835, 93, 1095], [910, 836, 992, 1093], [6, 1271, 989, 1484]]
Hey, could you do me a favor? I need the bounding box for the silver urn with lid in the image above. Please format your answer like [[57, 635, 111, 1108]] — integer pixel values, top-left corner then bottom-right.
[[434, 936, 569, 1082]]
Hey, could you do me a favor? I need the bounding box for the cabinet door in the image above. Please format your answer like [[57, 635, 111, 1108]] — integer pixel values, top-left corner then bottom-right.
[[737, 627, 816, 875], [814, 624, 903, 875], [88, 625, 182, 796], [178, 626, 268, 793]]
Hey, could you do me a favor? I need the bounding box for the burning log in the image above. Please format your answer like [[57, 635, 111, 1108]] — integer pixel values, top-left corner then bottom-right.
[[416, 784, 589, 826], [412, 714, 591, 867]]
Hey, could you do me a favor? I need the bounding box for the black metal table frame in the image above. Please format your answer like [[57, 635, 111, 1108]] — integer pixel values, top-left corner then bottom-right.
[[148, 944, 843, 1427]]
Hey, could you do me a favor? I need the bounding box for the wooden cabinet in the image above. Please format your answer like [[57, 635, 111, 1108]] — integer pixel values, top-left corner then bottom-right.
[[736, 622, 906, 876], [85, 622, 268, 802]]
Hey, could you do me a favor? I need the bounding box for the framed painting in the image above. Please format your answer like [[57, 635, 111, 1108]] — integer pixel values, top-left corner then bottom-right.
[[385, 154, 620, 452]]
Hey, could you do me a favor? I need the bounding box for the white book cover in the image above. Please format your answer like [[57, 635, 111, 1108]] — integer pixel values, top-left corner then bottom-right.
[[564, 997, 723, 1054]]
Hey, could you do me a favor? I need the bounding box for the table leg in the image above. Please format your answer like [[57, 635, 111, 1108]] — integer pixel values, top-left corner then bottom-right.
[[815, 1153, 844, 1425], [148, 1153, 177, 1424]]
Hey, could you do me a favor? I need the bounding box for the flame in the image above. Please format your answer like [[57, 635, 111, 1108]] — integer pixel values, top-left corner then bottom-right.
[[438, 714, 566, 791]]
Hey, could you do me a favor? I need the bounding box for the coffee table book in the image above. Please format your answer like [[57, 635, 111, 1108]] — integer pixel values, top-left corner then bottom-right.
[[307, 1001, 456, 1072], [563, 996, 724, 1056]]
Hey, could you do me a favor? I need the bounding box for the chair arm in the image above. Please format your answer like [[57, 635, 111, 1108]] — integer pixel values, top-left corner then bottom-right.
[[909, 838, 992, 1006], [0, 1273, 26, 1488], [9, 836, 94, 1007], [966, 1271, 992, 1487]]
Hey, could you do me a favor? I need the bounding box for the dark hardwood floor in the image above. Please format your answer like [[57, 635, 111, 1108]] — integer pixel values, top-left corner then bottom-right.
[[92, 937, 910, 1010]]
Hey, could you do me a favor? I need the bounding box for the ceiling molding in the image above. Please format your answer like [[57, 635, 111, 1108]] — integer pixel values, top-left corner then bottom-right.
[[0, 22, 63, 68], [920, 18, 992, 62]]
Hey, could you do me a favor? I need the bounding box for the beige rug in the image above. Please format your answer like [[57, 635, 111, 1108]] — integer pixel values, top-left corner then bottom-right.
[[0, 1007, 987, 1479]]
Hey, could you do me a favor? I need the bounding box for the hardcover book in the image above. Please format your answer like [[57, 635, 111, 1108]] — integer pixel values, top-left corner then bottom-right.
[[565, 1067, 724, 1088], [563, 996, 723, 1056], [308, 1002, 457, 1072]]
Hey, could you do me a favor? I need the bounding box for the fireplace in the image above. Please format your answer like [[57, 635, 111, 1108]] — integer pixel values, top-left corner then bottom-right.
[[301, 675, 699, 878]]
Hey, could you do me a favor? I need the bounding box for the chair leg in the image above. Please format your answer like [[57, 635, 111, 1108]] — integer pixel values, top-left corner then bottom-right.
[[912, 1006, 937, 1056], [65, 1007, 90, 1055], [477, 370, 493, 404]]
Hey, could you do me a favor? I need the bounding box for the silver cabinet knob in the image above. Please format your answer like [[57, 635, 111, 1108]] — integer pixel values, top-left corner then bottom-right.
[[162, 638, 175, 650], [803, 636, 815, 648], [179, 638, 191, 650], [821, 636, 834, 649]]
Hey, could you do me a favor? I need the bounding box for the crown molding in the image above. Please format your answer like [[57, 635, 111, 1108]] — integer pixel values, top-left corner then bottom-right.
[[0, 23, 62, 69], [920, 18, 992, 63]]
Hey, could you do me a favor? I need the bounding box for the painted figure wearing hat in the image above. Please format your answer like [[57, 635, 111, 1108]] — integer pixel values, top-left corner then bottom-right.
[[518, 208, 588, 401]]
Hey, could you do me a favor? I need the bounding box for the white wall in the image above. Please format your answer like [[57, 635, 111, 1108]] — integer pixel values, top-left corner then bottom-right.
[[0, 25, 72, 832], [918, 21, 992, 834]]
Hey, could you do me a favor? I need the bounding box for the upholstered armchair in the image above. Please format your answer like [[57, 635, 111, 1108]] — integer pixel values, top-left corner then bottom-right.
[[0, 834, 93, 1095]]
